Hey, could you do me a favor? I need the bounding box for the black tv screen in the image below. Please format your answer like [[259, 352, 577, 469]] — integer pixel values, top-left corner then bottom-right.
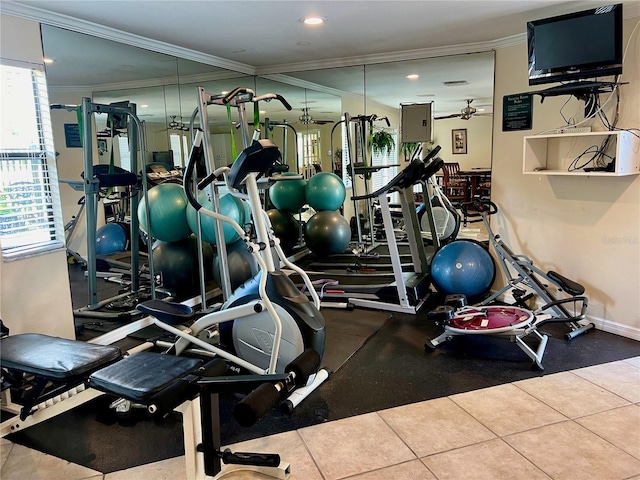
[[527, 4, 623, 86], [152, 150, 175, 169]]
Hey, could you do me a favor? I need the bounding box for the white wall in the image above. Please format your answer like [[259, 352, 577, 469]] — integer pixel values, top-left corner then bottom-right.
[[0, 14, 75, 339], [491, 17, 640, 339], [433, 116, 493, 169]]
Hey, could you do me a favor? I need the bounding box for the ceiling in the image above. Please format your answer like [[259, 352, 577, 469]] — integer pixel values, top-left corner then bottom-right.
[[3, 0, 638, 124]]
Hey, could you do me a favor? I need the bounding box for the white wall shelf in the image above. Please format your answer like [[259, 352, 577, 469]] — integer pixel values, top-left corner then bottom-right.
[[523, 130, 639, 176]]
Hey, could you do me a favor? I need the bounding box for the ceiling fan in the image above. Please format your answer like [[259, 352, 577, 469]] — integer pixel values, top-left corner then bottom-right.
[[163, 115, 189, 132], [435, 99, 488, 120], [459, 99, 477, 120], [298, 107, 333, 125]]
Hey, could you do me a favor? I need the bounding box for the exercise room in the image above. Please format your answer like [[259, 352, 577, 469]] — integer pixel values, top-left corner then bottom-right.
[[1, 2, 639, 479]]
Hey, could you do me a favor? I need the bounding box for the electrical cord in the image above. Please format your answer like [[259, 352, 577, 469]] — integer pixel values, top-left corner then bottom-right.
[[567, 137, 615, 172]]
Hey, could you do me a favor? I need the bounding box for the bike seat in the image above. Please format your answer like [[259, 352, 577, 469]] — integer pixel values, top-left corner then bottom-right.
[[547, 271, 585, 296]]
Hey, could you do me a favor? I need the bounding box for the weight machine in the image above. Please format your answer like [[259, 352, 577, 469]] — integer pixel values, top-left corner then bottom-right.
[[331, 113, 398, 246], [60, 99, 158, 318]]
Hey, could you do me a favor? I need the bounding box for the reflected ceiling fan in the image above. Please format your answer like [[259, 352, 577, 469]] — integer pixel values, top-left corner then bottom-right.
[[162, 115, 189, 131], [435, 99, 490, 120], [298, 107, 333, 125], [459, 99, 477, 120]]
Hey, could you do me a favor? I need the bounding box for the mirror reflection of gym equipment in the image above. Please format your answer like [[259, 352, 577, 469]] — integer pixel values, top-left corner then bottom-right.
[[3, 4, 639, 480]]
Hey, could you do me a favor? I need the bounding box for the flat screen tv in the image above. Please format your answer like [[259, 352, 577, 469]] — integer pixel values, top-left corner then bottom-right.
[[527, 4, 623, 86], [152, 150, 175, 169]]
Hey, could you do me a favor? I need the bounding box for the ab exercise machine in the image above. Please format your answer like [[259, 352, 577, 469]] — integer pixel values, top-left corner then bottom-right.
[[426, 200, 592, 369]]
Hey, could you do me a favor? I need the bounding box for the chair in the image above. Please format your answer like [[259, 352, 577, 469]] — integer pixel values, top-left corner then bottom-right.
[[477, 173, 491, 199], [442, 162, 468, 205]]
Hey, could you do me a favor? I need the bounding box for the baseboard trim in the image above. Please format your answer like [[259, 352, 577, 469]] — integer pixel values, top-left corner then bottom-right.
[[587, 315, 640, 342]]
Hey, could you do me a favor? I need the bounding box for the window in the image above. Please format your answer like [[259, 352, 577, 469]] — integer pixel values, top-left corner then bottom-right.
[[117, 136, 131, 172], [0, 61, 64, 259], [169, 133, 189, 167], [371, 132, 398, 197], [297, 129, 320, 179]]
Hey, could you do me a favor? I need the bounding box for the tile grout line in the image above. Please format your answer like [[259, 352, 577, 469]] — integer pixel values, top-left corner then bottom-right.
[[512, 370, 633, 419], [293, 428, 328, 480], [373, 410, 440, 478]]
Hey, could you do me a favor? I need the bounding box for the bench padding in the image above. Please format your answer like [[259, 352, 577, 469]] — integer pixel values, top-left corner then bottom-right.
[[0, 334, 122, 380], [89, 351, 203, 403]]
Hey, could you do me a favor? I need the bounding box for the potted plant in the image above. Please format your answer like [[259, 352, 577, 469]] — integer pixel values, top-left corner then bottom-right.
[[370, 130, 395, 157], [401, 142, 419, 161]]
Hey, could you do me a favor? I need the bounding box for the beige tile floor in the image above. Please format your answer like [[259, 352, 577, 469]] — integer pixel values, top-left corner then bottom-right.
[[1, 357, 639, 480]]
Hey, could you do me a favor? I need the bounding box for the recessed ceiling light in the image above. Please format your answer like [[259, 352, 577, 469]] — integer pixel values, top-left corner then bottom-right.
[[417, 94, 436, 97], [140, 104, 149, 108], [301, 16, 325, 25], [406, 74, 419, 80], [43, 58, 54, 64], [297, 41, 311, 46]]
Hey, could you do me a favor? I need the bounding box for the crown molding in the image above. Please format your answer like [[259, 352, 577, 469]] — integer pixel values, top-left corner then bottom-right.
[[1, 1, 256, 75], [3, 1, 637, 79], [2, 1, 527, 77], [260, 73, 363, 100], [255, 37, 524, 75]]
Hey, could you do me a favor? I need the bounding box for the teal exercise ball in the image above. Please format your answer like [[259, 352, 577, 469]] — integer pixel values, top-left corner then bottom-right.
[[152, 235, 214, 298], [266, 209, 300, 254], [137, 183, 191, 242], [269, 173, 307, 212], [186, 191, 246, 245], [304, 211, 351, 255], [305, 172, 345, 212], [95, 223, 127, 255]]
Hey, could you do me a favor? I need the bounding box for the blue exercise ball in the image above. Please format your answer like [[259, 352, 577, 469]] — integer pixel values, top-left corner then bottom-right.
[[137, 183, 191, 242], [430, 240, 496, 300], [305, 172, 346, 212], [269, 173, 307, 212], [186, 191, 247, 245], [304, 210, 351, 255], [95, 223, 127, 255]]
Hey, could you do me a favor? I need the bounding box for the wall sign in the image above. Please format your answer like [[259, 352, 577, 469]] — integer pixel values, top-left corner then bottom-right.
[[64, 123, 82, 148], [502, 94, 533, 131]]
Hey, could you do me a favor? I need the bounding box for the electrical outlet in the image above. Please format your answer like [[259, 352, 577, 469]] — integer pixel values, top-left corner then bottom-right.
[[556, 127, 592, 134]]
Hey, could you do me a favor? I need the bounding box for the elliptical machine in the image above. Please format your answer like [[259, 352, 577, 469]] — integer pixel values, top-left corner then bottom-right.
[[136, 88, 329, 410]]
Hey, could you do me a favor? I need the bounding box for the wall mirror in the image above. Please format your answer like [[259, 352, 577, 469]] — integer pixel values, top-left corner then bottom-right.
[[41, 24, 251, 171], [40, 21, 495, 212]]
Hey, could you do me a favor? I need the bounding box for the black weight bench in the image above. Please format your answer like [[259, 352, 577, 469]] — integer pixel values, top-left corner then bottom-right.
[[1, 333, 122, 421], [1, 333, 318, 479]]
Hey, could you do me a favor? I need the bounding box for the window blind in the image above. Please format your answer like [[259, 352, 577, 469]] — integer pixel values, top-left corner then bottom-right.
[[371, 132, 399, 197], [0, 61, 65, 259]]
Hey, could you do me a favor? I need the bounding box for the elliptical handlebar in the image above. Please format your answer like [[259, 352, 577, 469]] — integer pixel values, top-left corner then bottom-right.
[[222, 87, 254, 103], [423, 145, 442, 163], [253, 93, 292, 111], [210, 88, 293, 111], [183, 131, 209, 212], [461, 199, 498, 223]]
